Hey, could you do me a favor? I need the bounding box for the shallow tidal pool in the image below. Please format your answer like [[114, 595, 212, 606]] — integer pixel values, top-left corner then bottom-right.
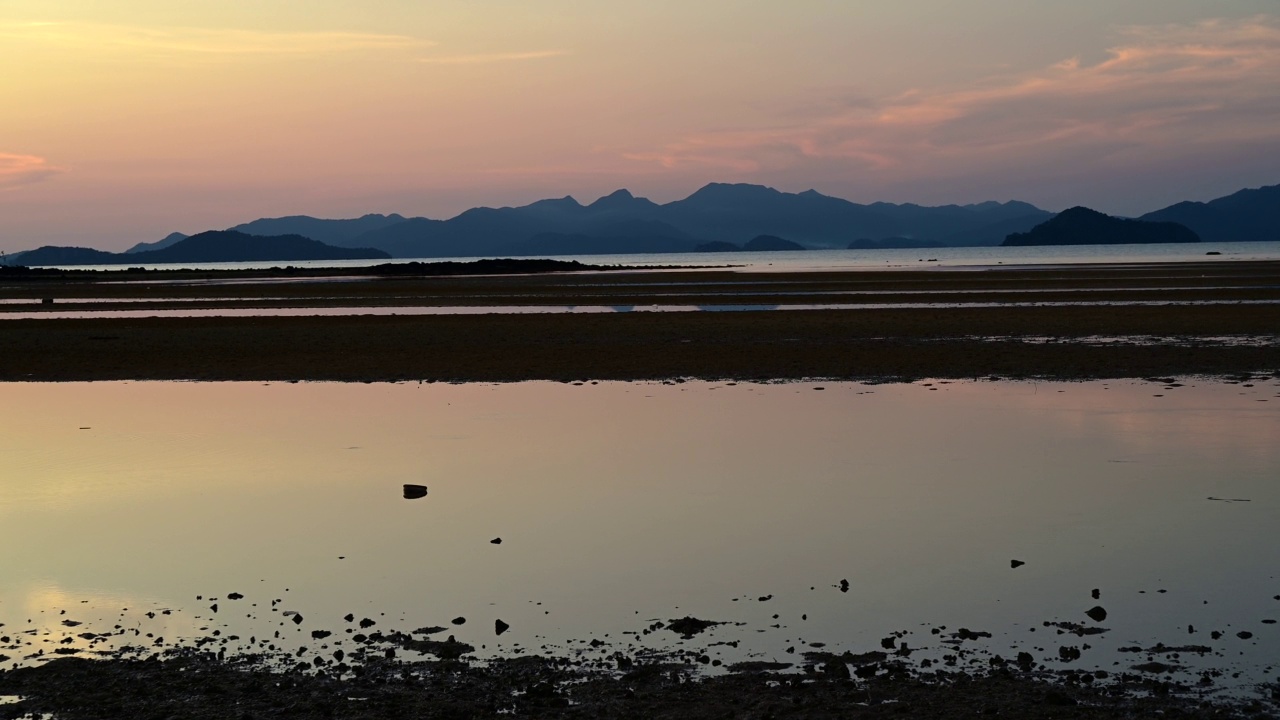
[[1, 378, 1277, 688]]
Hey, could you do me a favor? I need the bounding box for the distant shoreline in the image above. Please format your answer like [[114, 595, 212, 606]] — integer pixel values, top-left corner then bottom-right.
[[2, 260, 1277, 383]]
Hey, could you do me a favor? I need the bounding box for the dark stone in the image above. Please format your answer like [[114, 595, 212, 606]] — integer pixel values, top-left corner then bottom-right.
[[228, 593, 244, 600], [359, 618, 375, 629], [403, 484, 428, 499], [1010, 560, 1026, 569], [291, 614, 304, 625], [452, 617, 466, 625], [1085, 606, 1107, 623], [1237, 631, 1253, 639], [495, 619, 510, 636], [1091, 589, 1100, 600], [490, 538, 502, 545], [839, 579, 849, 593]]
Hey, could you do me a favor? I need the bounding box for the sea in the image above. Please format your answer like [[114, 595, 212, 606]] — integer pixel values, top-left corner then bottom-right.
[[28, 240, 1280, 273]]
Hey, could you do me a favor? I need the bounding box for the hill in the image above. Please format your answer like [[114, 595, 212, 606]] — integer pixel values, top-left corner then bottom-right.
[[1002, 207, 1199, 246], [13, 231, 389, 266], [1140, 183, 1280, 242]]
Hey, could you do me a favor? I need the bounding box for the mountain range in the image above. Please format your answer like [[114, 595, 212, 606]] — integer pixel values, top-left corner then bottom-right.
[[10, 231, 389, 267], [4, 182, 1277, 266]]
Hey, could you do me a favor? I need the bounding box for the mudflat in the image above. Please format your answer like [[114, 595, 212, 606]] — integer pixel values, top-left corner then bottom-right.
[[2, 259, 1277, 382]]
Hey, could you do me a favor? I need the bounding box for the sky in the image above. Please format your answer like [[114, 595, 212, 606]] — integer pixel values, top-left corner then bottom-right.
[[2, 0, 1279, 252]]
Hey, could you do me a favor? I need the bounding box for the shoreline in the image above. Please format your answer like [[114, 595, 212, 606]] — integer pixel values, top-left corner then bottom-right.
[[3, 259, 1278, 383]]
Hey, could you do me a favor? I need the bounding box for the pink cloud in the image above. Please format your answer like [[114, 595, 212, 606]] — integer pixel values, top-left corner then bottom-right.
[[624, 17, 1280, 186], [0, 152, 64, 188]]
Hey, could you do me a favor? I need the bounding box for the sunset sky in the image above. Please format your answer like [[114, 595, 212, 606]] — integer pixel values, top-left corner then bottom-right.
[[2, 1, 1279, 252]]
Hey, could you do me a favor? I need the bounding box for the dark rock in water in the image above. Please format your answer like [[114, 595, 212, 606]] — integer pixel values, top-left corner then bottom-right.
[[1085, 606, 1107, 623], [839, 579, 850, 593], [880, 636, 896, 649], [1211, 631, 1223, 640], [403, 484, 428, 499], [1092, 589, 1100, 600], [1237, 631, 1253, 639], [451, 617, 466, 625], [490, 537, 502, 545], [344, 614, 354, 623], [291, 614, 304, 625], [359, 618, 376, 629], [1058, 646, 1082, 662], [758, 595, 773, 602], [227, 592, 244, 600], [1010, 560, 1026, 569], [311, 630, 331, 639], [1016, 652, 1035, 670], [209, 604, 218, 614], [495, 619, 510, 636], [667, 616, 723, 639]]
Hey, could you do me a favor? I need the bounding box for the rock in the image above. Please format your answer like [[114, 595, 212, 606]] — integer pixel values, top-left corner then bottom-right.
[[403, 484, 428, 499], [344, 614, 354, 622], [291, 614, 304, 625], [490, 538, 502, 545], [452, 617, 466, 625], [359, 618, 376, 629], [1010, 560, 1025, 569], [227, 592, 244, 600], [667, 617, 722, 639], [839, 579, 849, 593], [1091, 589, 1100, 600], [1237, 631, 1253, 640], [1085, 606, 1107, 623], [495, 619, 510, 636]]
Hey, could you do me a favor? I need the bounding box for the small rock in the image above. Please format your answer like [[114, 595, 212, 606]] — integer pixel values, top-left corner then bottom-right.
[[359, 618, 375, 629], [1010, 560, 1026, 569], [291, 614, 304, 625], [1237, 631, 1253, 640], [452, 617, 466, 625], [1085, 606, 1107, 623], [839, 579, 849, 593], [1091, 589, 1100, 600], [495, 619, 510, 636], [490, 538, 502, 545], [227, 593, 244, 600], [403, 484, 428, 500]]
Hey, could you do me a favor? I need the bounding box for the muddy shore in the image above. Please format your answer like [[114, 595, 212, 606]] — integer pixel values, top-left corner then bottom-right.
[[2, 260, 1278, 382]]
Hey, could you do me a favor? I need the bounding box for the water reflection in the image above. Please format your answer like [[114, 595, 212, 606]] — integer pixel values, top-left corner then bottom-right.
[[0, 380, 1277, 681]]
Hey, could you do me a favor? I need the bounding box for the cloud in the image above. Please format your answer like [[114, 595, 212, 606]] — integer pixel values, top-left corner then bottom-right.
[[0, 152, 64, 188], [417, 50, 569, 65], [625, 16, 1280, 185], [0, 21, 425, 57]]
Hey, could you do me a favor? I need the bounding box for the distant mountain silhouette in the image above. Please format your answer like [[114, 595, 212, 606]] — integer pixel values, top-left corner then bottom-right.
[[230, 214, 406, 247], [125, 231, 188, 254], [1003, 207, 1199, 246], [1139, 183, 1280, 242], [14, 231, 389, 266], [14, 180, 1275, 263], [230, 185, 1057, 258], [4, 246, 120, 266], [743, 235, 805, 251]]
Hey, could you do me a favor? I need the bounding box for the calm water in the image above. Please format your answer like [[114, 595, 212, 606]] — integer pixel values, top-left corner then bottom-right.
[[28, 240, 1280, 273], [1, 379, 1277, 685]]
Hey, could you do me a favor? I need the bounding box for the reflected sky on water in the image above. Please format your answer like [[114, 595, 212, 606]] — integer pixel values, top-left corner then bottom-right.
[[1, 379, 1277, 679]]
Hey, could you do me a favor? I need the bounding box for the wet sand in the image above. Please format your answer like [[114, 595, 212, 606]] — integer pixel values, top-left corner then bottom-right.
[[2, 260, 1278, 382]]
